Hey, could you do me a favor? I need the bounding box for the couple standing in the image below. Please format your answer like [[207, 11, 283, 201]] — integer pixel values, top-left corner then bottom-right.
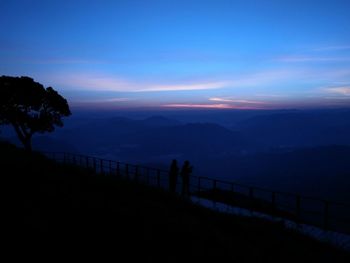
[[169, 159, 192, 196]]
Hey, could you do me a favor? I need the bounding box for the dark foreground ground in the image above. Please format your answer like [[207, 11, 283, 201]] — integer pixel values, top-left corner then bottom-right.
[[2, 141, 349, 262]]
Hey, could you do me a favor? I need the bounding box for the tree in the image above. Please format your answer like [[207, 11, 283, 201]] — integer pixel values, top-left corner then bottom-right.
[[0, 76, 71, 151]]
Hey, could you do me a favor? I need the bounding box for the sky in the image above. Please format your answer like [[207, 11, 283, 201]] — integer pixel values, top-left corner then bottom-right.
[[1, 0, 350, 110]]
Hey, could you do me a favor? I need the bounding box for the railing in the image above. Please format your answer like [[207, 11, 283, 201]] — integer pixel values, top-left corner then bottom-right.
[[43, 152, 350, 237], [45, 152, 170, 189], [190, 176, 350, 235]]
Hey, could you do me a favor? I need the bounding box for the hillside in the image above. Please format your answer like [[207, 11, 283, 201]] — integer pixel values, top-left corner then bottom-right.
[[2, 142, 349, 262], [199, 145, 350, 201], [3, 111, 350, 194]]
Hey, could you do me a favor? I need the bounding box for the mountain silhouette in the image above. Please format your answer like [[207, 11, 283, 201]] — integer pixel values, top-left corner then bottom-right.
[[237, 110, 350, 148], [2, 110, 350, 202]]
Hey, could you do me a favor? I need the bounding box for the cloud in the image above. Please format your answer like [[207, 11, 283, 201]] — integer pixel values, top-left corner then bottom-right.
[[209, 97, 237, 102], [163, 103, 238, 109], [39, 58, 105, 65], [209, 97, 266, 104], [0, 56, 105, 65], [103, 97, 133, 102], [53, 73, 135, 91], [312, 45, 350, 52], [324, 86, 350, 96], [314, 70, 350, 84], [254, 94, 287, 98], [50, 73, 230, 92], [146, 69, 300, 91], [73, 97, 133, 103], [276, 44, 350, 63], [46, 66, 350, 96], [230, 70, 303, 87], [138, 81, 230, 92], [47, 66, 310, 94], [163, 100, 267, 109], [277, 56, 350, 63]]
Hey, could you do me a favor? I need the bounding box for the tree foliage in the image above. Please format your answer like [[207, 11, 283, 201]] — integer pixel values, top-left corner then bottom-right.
[[0, 76, 71, 151]]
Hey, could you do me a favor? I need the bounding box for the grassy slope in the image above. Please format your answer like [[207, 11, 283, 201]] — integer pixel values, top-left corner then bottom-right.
[[2, 141, 349, 262]]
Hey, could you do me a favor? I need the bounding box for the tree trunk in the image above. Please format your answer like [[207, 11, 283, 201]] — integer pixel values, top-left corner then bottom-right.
[[23, 138, 32, 152], [12, 123, 32, 152]]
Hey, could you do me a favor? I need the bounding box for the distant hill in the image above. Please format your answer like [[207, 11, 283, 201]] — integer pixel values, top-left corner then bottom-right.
[[2, 142, 349, 261], [141, 115, 181, 126], [5, 109, 350, 157], [43, 116, 256, 160], [2, 110, 350, 202], [237, 110, 350, 148]]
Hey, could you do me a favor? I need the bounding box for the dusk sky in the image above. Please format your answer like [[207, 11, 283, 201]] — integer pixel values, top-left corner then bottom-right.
[[1, 0, 350, 110]]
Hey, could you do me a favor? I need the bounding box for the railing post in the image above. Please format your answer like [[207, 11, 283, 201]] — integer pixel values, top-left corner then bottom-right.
[[324, 201, 329, 230], [249, 187, 254, 208], [230, 183, 236, 203], [146, 168, 150, 185], [212, 179, 217, 208], [271, 192, 276, 210], [296, 195, 301, 222], [135, 165, 139, 181], [157, 169, 161, 188], [197, 177, 201, 193], [125, 164, 129, 178], [249, 187, 254, 199], [109, 160, 112, 175], [116, 162, 120, 177], [100, 159, 104, 174], [93, 158, 97, 173]]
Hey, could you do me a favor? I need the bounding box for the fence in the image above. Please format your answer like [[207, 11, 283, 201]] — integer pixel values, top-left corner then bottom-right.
[[43, 152, 350, 237]]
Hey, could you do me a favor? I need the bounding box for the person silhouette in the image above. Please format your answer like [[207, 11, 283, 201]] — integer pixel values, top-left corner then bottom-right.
[[168, 159, 179, 193], [180, 160, 193, 197]]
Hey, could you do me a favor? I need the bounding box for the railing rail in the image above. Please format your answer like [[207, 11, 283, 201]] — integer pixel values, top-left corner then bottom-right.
[[42, 151, 350, 236]]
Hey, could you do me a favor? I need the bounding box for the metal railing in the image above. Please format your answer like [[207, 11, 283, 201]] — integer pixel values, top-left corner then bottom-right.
[[43, 151, 350, 236]]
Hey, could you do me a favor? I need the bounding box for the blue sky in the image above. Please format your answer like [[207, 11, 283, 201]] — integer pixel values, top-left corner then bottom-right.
[[1, 0, 350, 109]]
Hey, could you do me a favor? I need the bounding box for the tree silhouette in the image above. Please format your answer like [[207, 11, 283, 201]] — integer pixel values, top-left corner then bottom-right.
[[0, 76, 71, 151]]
